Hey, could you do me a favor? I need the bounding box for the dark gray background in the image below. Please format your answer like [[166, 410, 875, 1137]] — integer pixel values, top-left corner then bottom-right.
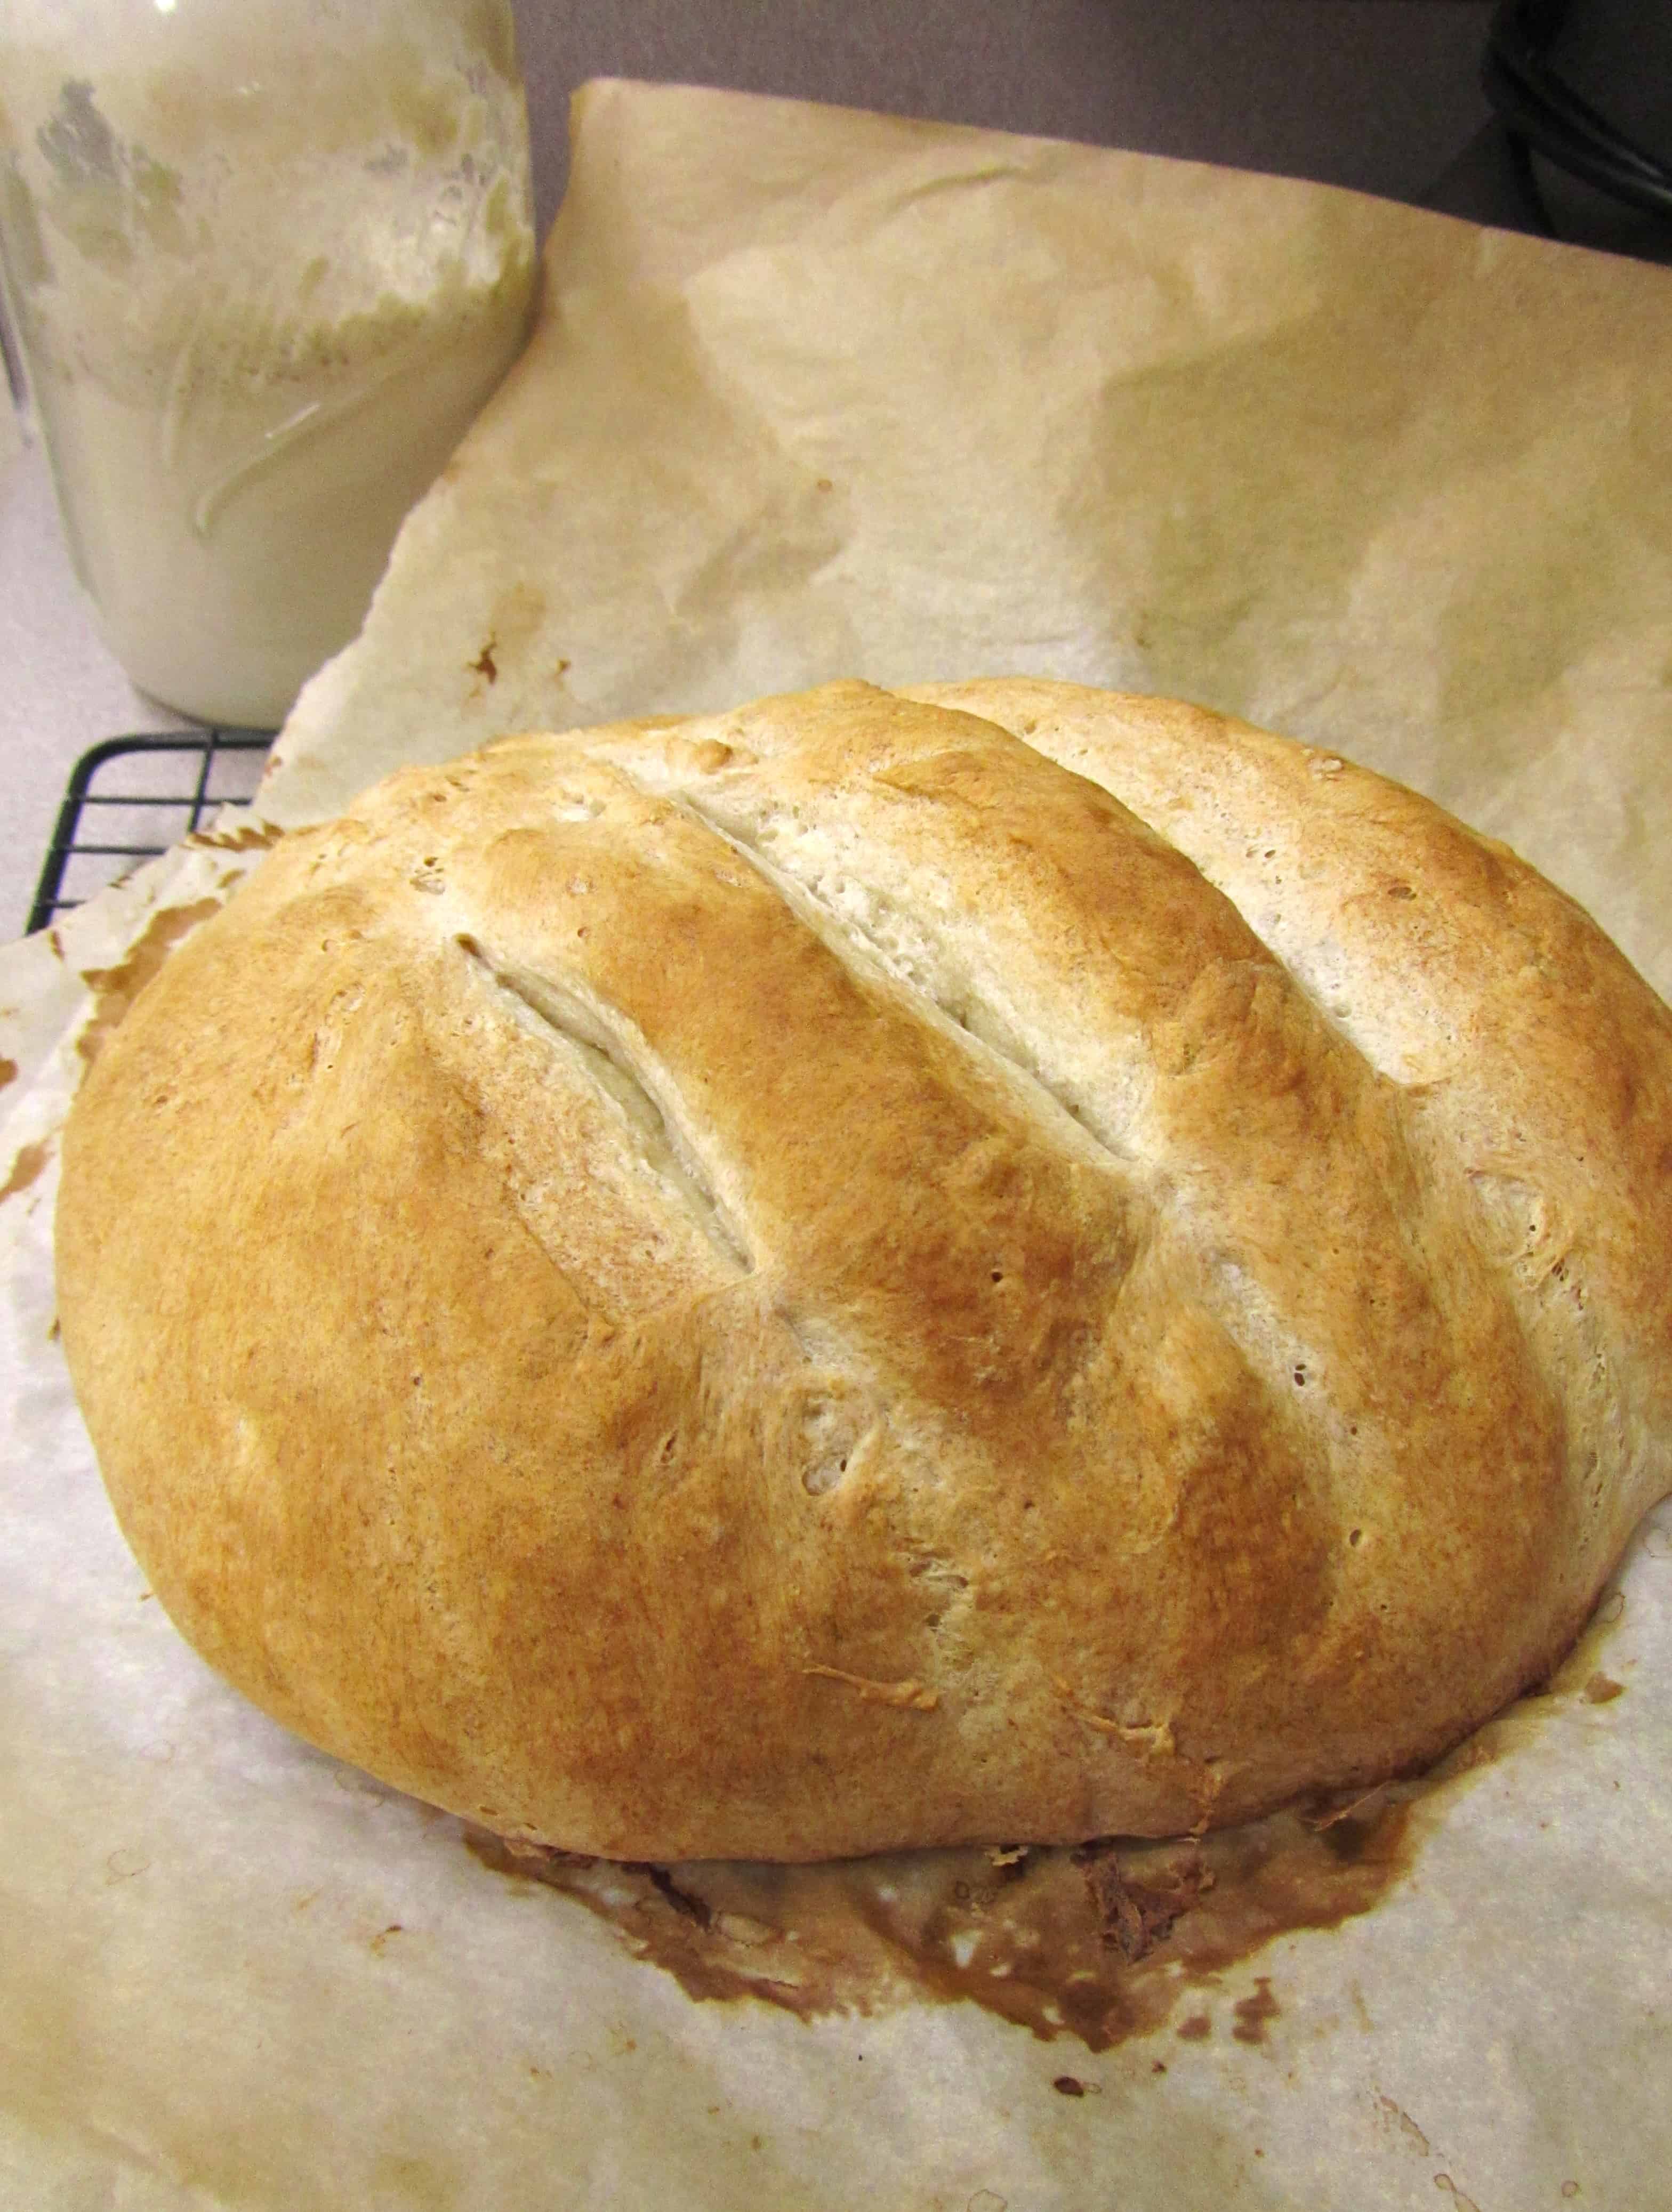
[[508, 1, 1499, 242]]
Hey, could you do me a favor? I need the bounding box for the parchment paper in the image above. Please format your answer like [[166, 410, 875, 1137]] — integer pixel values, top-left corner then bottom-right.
[[5, 78, 1672, 2212]]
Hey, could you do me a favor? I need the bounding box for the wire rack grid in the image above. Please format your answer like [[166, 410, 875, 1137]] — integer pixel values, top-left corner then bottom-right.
[[28, 729, 273, 938]]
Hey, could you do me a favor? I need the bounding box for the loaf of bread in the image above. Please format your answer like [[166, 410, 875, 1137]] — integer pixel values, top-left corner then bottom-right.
[[55, 680, 1672, 1860]]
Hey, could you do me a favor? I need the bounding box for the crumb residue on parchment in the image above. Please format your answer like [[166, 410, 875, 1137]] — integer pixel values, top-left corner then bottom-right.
[[76, 900, 223, 1070]]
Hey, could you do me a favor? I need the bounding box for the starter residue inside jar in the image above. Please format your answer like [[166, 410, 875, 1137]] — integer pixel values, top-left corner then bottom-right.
[[0, 8, 535, 726]]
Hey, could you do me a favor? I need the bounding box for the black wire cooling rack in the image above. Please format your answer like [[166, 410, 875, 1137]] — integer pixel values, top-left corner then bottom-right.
[[28, 729, 272, 938]]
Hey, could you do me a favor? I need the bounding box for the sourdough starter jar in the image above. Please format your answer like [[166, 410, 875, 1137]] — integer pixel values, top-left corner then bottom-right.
[[0, 0, 536, 726]]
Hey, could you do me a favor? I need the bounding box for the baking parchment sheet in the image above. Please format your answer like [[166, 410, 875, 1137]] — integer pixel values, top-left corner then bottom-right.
[[5, 78, 1672, 2212], [262, 82, 1672, 992]]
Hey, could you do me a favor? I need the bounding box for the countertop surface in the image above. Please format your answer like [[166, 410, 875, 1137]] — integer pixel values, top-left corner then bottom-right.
[[2, 0, 1511, 939]]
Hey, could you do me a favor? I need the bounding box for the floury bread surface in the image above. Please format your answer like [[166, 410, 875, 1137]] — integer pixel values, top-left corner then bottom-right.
[[55, 681, 1672, 1860]]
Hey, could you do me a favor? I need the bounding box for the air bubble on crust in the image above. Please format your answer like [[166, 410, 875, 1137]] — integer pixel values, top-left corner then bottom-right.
[[551, 788, 604, 822], [798, 1390, 862, 1496], [803, 1449, 849, 1497]]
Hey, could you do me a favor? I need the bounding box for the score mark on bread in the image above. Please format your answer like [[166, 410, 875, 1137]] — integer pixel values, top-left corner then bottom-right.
[[54, 680, 1672, 1862]]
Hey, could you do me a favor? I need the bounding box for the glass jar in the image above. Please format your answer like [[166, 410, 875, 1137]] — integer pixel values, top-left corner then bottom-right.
[[0, 0, 536, 728]]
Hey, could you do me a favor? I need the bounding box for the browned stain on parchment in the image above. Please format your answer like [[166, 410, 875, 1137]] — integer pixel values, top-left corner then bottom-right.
[[0, 1138, 51, 1204], [0, 1056, 18, 1092], [1230, 1976, 1280, 2044], [1432, 2174, 1485, 2212], [1373, 2091, 1432, 2154], [76, 899, 224, 1070], [185, 821, 283, 855], [465, 1592, 1633, 2054], [467, 582, 550, 696], [466, 1792, 1411, 2056]]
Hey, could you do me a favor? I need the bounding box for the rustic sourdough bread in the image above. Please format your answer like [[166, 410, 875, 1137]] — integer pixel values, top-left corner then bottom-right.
[[55, 680, 1672, 1860]]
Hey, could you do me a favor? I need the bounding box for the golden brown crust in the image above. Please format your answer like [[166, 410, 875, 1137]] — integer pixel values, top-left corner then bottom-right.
[[55, 681, 1672, 1859]]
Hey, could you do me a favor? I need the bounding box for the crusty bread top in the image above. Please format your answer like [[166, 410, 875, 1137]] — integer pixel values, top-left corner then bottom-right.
[[55, 681, 1672, 1860]]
